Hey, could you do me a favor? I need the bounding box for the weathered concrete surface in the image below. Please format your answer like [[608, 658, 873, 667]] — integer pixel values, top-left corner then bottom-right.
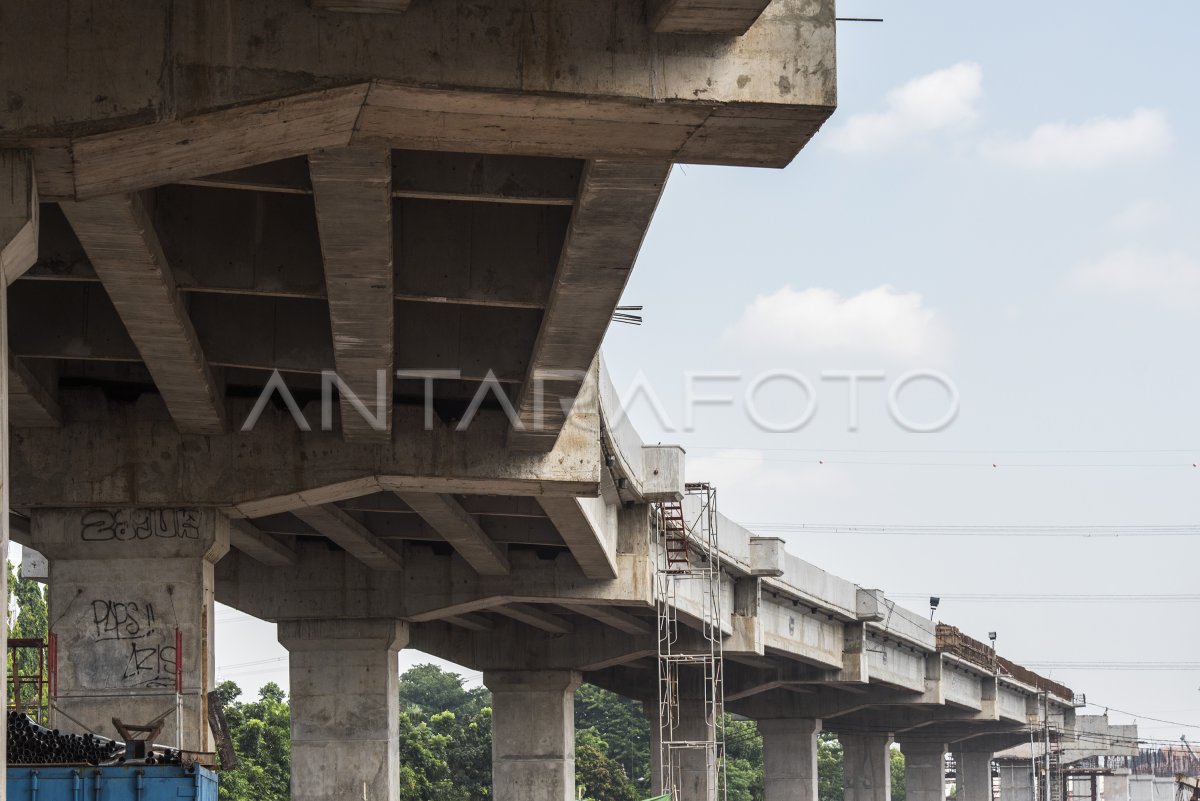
[[954, 749, 994, 801], [902, 742, 947, 801], [31, 507, 229, 749], [760, 718, 822, 801], [0, 1, 837, 194], [279, 619, 406, 801], [10, 391, 602, 513], [842, 734, 893, 801], [485, 670, 581, 801]]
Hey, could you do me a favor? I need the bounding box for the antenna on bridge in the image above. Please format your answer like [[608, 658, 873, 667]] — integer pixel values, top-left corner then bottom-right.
[[929, 596, 940, 620]]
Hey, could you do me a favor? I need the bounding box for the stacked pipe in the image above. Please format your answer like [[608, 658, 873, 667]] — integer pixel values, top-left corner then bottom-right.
[[6, 712, 185, 766]]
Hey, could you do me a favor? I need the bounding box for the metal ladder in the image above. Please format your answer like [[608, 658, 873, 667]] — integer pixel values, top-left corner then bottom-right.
[[653, 483, 727, 801]]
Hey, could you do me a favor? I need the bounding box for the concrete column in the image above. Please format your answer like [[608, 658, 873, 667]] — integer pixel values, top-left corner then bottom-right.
[[1128, 775, 1152, 801], [32, 508, 229, 750], [760, 718, 822, 801], [278, 618, 407, 801], [676, 698, 719, 801], [1101, 769, 1130, 801], [902, 742, 947, 801], [954, 750, 994, 801], [998, 763, 1035, 801], [485, 670, 582, 801], [841, 733, 893, 801]]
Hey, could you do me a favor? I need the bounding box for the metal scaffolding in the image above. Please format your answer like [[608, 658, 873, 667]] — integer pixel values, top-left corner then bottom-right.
[[653, 482, 727, 801]]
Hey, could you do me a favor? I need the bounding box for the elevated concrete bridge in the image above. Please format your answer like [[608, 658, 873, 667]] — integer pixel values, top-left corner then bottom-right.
[[0, 3, 1122, 801]]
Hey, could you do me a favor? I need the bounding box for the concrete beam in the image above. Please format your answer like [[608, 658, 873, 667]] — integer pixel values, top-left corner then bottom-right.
[[393, 491, 510, 576], [557, 601, 650, 635], [11, 389, 602, 512], [7, 355, 60, 427], [59, 193, 226, 434], [313, 0, 410, 12], [309, 147, 394, 441], [537, 496, 618, 580], [290, 504, 405, 571], [1, 150, 39, 283], [181, 152, 581, 207], [649, 0, 773, 34], [228, 518, 298, 567], [509, 161, 670, 450], [2, 3, 837, 189], [493, 603, 574, 635]]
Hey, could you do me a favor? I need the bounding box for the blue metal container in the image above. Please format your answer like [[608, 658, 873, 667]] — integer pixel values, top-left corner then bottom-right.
[[6, 764, 218, 801]]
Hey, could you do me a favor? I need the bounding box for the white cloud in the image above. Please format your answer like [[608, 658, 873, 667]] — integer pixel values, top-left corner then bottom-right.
[[826, 62, 983, 153], [722, 285, 952, 363], [983, 108, 1171, 170], [1112, 199, 1171, 232], [1069, 247, 1200, 309]]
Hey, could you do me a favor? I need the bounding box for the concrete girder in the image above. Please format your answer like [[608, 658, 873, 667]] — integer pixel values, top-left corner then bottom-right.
[[492, 603, 574, 635], [179, 151, 582, 209], [59, 193, 226, 434], [650, 0, 774, 35], [313, 0, 410, 13], [308, 147, 395, 441], [394, 491, 510, 576], [213, 540, 651, 624], [3, 1, 837, 196], [291, 504, 405, 571], [556, 601, 652, 635], [228, 519, 298, 567], [7, 355, 60, 427], [1, 150, 39, 283], [508, 161, 671, 450], [537, 495, 618, 580], [10, 389, 602, 512]]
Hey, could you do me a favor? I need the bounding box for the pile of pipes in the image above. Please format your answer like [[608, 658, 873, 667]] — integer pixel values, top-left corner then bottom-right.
[[6, 712, 185, 766]]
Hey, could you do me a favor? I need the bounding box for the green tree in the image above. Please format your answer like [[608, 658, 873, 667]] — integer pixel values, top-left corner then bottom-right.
[[576, 728, 638, 801], [891, 747, 906, 801], [216, 681, 291, 801], [724, 718, 764, 801], [818, 733, 845, 801], [400, 664, 489, 717], [6, 561, 49, 715], [574, 684, 651, 785]]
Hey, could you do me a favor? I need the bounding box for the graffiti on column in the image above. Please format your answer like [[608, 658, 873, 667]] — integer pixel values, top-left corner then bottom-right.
[[80, 508, 202, 542]]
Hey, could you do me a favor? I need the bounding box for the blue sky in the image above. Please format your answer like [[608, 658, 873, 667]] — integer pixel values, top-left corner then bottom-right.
[[217, 0, 1199, 742]]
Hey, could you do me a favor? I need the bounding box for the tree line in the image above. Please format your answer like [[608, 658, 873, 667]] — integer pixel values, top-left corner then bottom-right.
[[6, 563, 905, 801]]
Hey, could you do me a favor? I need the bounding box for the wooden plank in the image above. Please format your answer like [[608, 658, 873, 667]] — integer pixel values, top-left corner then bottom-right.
[[537, 497, 618, 580], [493, 603, 573, 635], [509, 160, 671, 450], [71, 85, 368, 198], [60, 193, 226, 434], [291, 503, 404, 571], [228, 519, 298, 567], [309, 147, 395, 441], [393, 491, 510, 576], [649, 0, 773, 35], [558, 601, 650, 635], [7, 355, 60, 427]]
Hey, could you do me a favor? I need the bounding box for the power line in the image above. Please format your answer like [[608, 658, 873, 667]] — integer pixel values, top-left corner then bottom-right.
[[891, 593, 1200, 604], [1085, 701, 1200, 732], [745, 523, 1200, 537]]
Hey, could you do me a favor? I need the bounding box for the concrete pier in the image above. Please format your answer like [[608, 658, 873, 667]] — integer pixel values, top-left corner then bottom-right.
[[954, 749, 994, 801], [279, 619, 406, 801], [31, 508, 228, 749], [760, 718, 823, 801], [1102, 769, 1131, 801], [842, 734, 894, 801], [903, 742, 947, 801], [485, 670, 582, 801], [998, 763, 1035, 801]]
